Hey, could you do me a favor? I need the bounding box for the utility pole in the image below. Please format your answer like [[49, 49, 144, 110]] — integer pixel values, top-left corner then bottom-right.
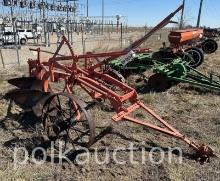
[[42, 0, 47, 46], [66, 0, 70, 41], [73, 0, 78, 17], [197, 0, 204, 28], [58, 0, 77, 41], [10, 6, 20, 65], [86, 0, 89, 17], [102, 0, 104, 34], [179, 0, 185, 29]]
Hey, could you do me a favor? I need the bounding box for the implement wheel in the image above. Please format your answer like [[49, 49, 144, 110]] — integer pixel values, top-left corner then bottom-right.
[[42, 92, 95, 147], [201, 39, 218, 54], [148, 74, 172, 92], [185, 47, 204, 68]]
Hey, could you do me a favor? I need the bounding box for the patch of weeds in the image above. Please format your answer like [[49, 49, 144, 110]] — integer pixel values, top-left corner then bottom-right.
[[143, 93, 155, 104], [185, 108, 192, 113], [135, 113, 145, 119], [167, 162, 195, 181], [175, 109, 185, 115], [162, 115, 170, 121], [131, 125, 143, 133]]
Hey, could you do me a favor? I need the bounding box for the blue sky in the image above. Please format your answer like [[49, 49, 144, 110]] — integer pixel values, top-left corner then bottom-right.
[[0, 0, 219, 27], [83, 0, 220, 27]]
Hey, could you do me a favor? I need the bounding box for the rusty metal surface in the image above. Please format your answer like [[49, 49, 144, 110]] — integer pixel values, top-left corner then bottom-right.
[[8, 77, 43, 91], [148, 73, 172, 92], [42, 92, 95, 147], [4, 89, 51, 114]]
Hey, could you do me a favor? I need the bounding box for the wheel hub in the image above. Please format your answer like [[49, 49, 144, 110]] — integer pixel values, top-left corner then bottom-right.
[[169, 63, 187, 78]]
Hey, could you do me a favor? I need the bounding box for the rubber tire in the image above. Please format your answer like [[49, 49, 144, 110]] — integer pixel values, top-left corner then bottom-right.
[[20, 38, 27, 45], [201, 39, 218, 54], [185, 47, 204, 68]]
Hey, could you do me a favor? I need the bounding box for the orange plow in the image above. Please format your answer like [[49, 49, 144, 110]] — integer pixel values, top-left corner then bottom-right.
[[3, 36, 216, 163]]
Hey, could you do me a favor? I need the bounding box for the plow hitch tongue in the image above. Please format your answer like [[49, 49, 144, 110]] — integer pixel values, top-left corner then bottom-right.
[[194, 144, 217, 163], [114, 101, 217, 163]]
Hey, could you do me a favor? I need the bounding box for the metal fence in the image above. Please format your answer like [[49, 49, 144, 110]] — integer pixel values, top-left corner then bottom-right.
[[0, 28, 166, 68]]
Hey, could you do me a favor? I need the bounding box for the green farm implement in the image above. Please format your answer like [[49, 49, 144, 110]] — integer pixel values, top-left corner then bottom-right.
[[148, 60, 220, 92], [108, 51, 192, 78], [109, 53, 155, 79], [109, 53, 220, 93]]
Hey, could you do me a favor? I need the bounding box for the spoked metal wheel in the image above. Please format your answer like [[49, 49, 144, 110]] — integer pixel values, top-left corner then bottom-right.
[[42, 92, 95, 148], [185, 47, 204, 68]]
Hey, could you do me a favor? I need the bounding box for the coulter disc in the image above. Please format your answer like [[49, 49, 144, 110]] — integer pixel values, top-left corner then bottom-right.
[[106, 69, 126, 83], [148, 74, 172, 92]]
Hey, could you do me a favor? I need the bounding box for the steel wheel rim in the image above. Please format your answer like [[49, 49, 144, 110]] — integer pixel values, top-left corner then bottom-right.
[[186, 49, 202, 67], [42, 93, 95, 148]]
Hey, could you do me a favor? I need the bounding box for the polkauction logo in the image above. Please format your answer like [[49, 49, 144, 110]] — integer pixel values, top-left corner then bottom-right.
[[13, 142, 183, 168]]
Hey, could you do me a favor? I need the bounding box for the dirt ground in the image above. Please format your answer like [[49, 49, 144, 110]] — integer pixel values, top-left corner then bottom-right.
[[0, 30, 220, 181]]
